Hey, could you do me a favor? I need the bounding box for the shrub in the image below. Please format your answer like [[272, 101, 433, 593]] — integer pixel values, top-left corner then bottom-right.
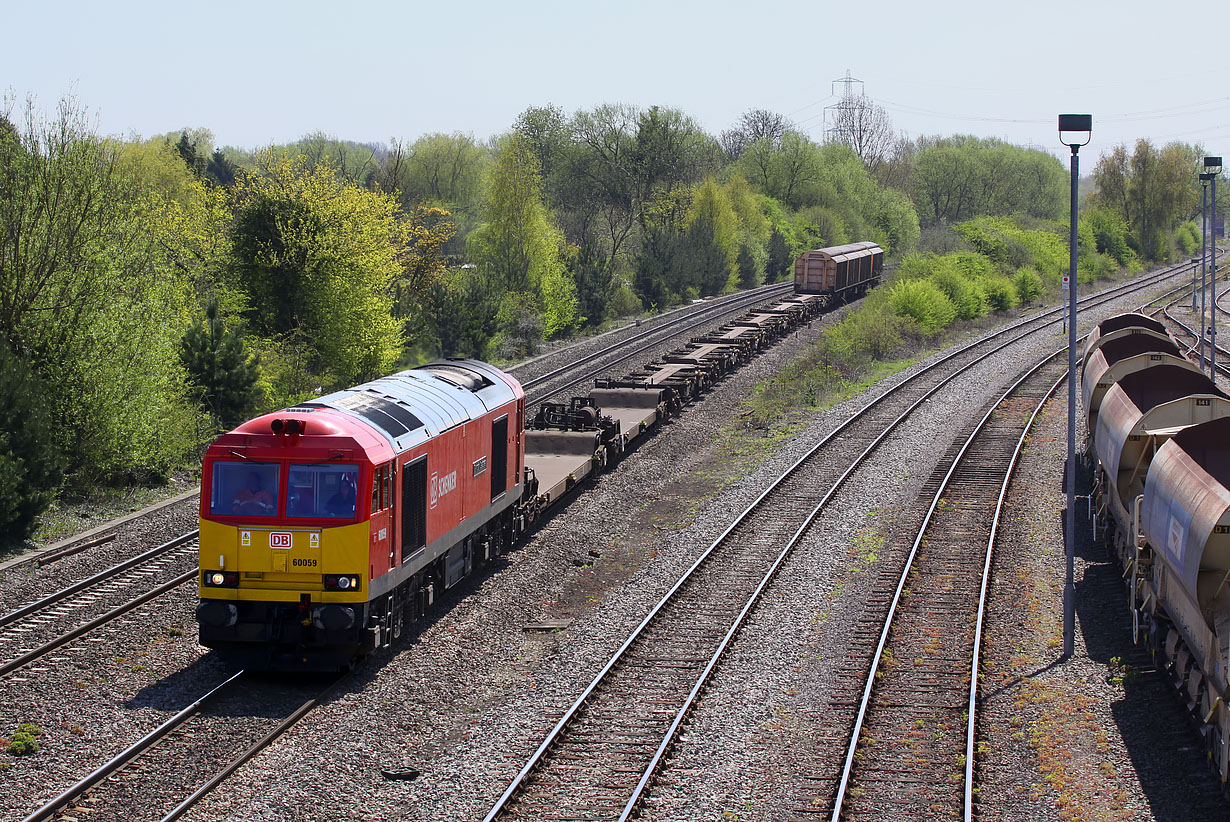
[[889, 279, 957, 334], [930, 266, 987, 321], [1175, 221, 1201, 256], [1013, 268, 1044, 303], [1082, 205, 1135, 267], [982, 277, 1019, 312], [1078, 252, 1117, 284]]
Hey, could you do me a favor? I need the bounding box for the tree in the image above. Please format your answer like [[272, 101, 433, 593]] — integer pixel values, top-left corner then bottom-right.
[[400, 132, 486, 210], [205, 149, 238, 187], [180, 298, 261, 427], [0, 340, 63, 543], [230, 152, 405, 388], [766, 225, 793, 282], [719, 109, 792, 160], [1092, 139, 1201, 260], [469, 137, 578, 340], [827, 94, 894, 166], [686, 179, 739, 295], [0, 96, 204, 484]]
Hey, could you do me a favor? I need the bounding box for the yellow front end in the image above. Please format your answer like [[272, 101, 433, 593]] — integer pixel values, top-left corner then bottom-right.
[[196, 519, 375, 669]]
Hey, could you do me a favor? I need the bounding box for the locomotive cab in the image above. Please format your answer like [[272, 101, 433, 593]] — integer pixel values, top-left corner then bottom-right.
[[196, 410, 392, 669]]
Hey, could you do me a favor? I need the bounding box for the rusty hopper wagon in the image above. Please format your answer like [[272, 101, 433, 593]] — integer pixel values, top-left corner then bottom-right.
[[793, 242, 885, 305]]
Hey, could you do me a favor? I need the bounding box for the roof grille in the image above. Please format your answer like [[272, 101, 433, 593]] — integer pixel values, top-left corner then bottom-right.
[[334, 393, 422, 438]]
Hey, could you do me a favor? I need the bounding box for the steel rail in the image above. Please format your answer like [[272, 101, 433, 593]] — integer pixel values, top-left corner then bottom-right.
[[21, 670, 248, 822], [0, 568, 198, 678], [962, 362, 1067, 821], [0, 530, 199, 629], [523, 284, 798, 405], [830, 348, 1069, 820], [517, 282, 794, 389], [483, 261, 1192, 820], [158, 673, 349, 822]]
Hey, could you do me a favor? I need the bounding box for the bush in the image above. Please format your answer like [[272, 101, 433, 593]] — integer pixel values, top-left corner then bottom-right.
[[889, 279, 957, 334], [1082, 205, 1135, 267], [982, 277, 1019, 312], [1078, 252, 1117, 284], [1175, 221, 1201, 256], [0, 344, 64, 544], [930, 265, 988, 321], [1013, 268, 1044, 303]]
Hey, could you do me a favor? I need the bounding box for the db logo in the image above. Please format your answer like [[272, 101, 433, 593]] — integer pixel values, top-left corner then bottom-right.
[[429, 471, 457, 509], [269, 532, 293, 549]]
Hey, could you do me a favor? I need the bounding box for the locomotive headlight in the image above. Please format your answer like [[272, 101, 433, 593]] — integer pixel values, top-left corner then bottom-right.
[[338, 576, 351, 589], [210, 572, 225, 586]]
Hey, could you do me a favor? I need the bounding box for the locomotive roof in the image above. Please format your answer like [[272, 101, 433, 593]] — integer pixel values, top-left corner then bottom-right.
[[304, 359, 521, 451]]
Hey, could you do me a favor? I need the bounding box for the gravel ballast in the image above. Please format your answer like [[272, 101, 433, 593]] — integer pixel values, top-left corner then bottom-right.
[[5, 270, 1224, 822]]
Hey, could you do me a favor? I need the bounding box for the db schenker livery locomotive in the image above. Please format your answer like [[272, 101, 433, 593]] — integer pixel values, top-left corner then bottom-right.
[[195, 359, 526, 670]]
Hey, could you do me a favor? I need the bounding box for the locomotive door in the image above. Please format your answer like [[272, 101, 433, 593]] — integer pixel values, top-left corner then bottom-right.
[[491, 415, 508, 501], [402, 456, 427, 562]]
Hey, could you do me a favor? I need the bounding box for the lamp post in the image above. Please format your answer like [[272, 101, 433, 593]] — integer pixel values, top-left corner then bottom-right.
[[1059, 114, 1091, 660], [1201, 173, 1213, 372], [1207, 157, 1222, 381]]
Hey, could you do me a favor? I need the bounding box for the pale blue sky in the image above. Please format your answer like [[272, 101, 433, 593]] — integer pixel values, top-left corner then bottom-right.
[[5, 0, 1227, 160]]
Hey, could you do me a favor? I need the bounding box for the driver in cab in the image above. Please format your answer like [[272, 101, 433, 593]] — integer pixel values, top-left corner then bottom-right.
[[232, 471, 275, 515], [326, 475, 356, 517]]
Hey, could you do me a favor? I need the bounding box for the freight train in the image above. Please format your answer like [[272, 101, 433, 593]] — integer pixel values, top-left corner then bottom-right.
[[195, 275, 846, 670], [1085, 312, 1230, 781]]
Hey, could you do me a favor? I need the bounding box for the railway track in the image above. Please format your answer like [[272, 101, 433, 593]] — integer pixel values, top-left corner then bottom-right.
[[805, 350, 1067, 821], [0, 532, 200, 678], [482, 262, 1193, 820], [22, 670, 343, 822]]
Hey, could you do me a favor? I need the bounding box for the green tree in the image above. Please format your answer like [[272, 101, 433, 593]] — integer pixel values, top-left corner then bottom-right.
[[180, 298, 261, 427], [470, 137, 578, 340], [1, 97, 202, 485], [686, 179, 739, 295], [766, 224, 793, 282], [231, 152, 405, 388]]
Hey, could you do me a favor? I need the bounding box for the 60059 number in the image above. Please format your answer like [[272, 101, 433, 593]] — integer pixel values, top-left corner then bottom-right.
[[292, 558, 317, 567]]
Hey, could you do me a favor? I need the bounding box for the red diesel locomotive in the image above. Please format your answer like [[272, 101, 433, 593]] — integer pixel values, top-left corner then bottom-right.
[[195, 359, 527, 669]]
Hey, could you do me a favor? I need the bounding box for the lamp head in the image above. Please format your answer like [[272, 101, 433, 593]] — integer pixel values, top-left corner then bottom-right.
[[1205, 156, 1223, 175], [1201, 172, 1215, 184], [1058, 114, 1092, 148]]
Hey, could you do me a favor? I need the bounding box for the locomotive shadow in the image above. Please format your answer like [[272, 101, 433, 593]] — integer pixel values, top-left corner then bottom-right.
[[124, 653, 244, 712], [1065, 452, 1229, 818]]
